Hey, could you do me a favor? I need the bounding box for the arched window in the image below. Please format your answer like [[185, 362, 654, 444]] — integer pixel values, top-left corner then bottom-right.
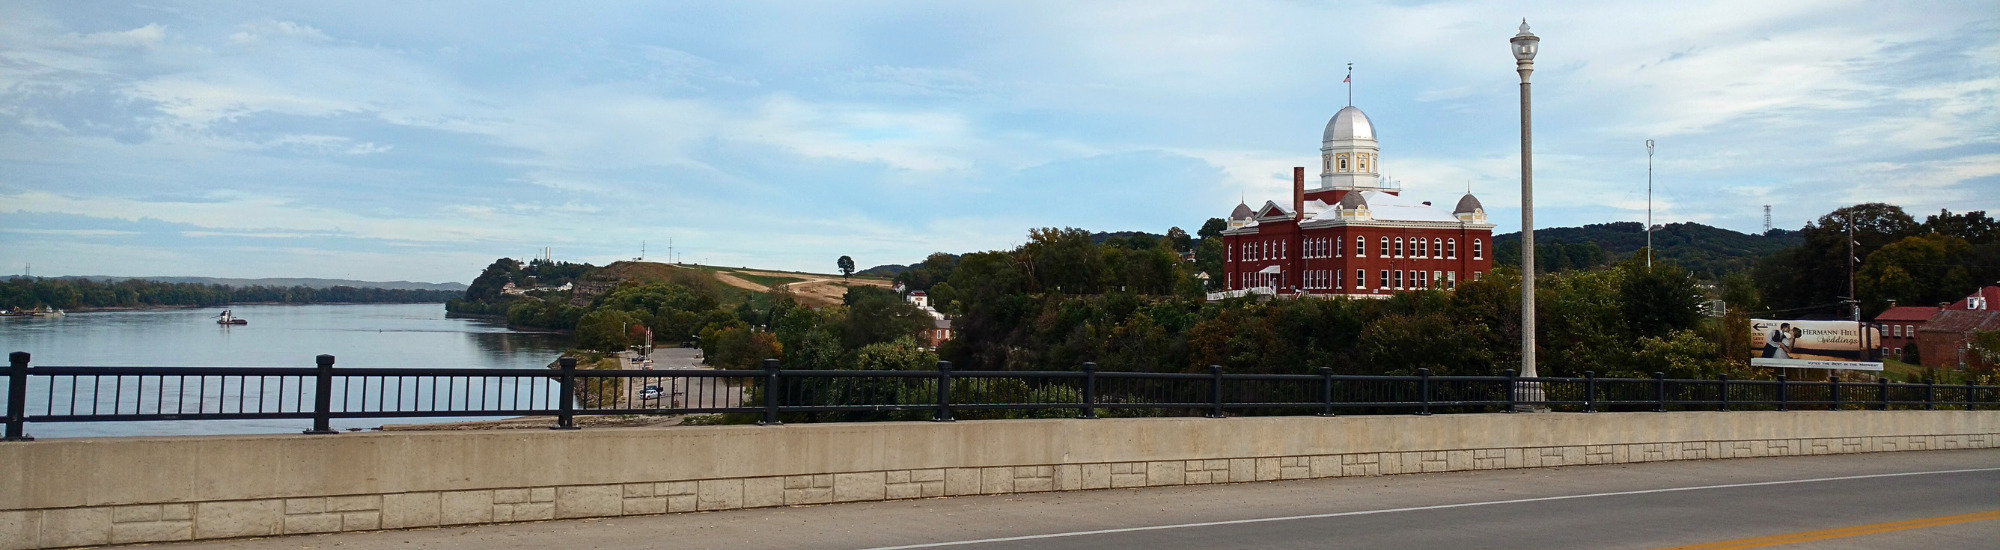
[[1336, 270, 1344, 289], [1447, 239, 1457, 259], [1356, 236, 1367, 257], [1394, 237, 1404, 257], [1323, 154, 1332, 173], [1358, 154, 1369, 173], [1433, 238, 1443, 257], [1226, 243, 1233, 262], [1338, 154, 1349, 172], [1474, 239, 1484, 260], [1336, 238, 1344, 257], [1381, 237, 1390, 257]]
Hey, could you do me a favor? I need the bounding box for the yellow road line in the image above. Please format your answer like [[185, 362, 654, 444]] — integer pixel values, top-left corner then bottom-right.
[[1660, 509, 2000, 550]]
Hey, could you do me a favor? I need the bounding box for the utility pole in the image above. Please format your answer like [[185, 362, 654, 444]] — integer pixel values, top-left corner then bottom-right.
[[1646, 139, 1655, 268]]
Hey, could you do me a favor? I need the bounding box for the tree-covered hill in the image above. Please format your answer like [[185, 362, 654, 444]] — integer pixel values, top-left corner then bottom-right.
[[1494, 221, 1801, 279]]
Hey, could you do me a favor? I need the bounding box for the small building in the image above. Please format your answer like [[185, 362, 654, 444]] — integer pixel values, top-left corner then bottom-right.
[[906, 291, 953, 349], [1943, 285, 1999, 311], [1914, 310, 2000, 371], [1874, 306, 1940, 358]]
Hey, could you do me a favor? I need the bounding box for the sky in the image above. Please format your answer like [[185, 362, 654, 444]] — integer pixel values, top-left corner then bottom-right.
[[2, 1, 1996, 283]]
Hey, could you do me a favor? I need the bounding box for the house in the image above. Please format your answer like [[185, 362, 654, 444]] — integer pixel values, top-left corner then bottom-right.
[[1217, 105, 1493, 299], [1874, 306, 1940, 358], [1943, 285, 1999, 311], [1914, 309, 2000, 371], [906, 291, 954, 349]]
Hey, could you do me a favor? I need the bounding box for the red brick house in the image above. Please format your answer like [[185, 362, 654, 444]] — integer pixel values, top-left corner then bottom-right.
[[1943, 285, 1999, 312], [1874, 306, 1940, 358], [1914, 310, 2000, 371], [1218, 105, 1494, 298]]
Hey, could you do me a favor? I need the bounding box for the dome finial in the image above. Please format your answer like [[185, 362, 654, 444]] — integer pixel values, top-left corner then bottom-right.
[[1517, 19, 1532, 36]]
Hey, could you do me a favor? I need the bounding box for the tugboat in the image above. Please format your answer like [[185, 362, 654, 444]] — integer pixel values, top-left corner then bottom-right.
[[217, 309, 248, 325]]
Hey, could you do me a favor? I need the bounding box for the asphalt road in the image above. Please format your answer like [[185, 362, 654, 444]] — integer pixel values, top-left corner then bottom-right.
[[157, 449, 2000, 550]]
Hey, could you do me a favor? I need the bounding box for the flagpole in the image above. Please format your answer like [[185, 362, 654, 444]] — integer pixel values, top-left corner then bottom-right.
[[1346, 62, 1353, 106]]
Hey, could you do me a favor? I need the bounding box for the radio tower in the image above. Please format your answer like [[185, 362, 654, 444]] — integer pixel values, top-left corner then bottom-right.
[[1762, 205, 1772, 234]]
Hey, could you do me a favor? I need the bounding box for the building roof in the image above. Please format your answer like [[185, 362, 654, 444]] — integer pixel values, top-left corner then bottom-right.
[[1946, 285, 2000, 310], [1335, 191, 1460, 222], [1874, 306, 1940, 323], [1915, 310, 2000, 334], [1229, 202, 1255, 220], [1323, 106, 1375, 142], [1453, 193, 1484, 214], [1338, 192, 1368, 209]]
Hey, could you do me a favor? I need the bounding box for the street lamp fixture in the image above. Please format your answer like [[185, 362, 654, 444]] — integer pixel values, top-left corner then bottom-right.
[[1511, 19, 1544, 409]]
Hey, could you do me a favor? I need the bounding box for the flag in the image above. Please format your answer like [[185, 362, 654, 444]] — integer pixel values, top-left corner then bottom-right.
[[1343, 75, 1351, 83]]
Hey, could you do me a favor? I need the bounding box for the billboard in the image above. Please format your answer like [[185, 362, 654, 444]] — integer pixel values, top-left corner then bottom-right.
[[1750, 319, 1882, 371]]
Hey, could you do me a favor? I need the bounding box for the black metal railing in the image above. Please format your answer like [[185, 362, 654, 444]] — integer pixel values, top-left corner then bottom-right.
[[4, 351, 1996, 440]]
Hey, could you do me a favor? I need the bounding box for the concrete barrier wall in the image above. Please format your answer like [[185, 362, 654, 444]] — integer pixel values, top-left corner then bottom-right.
[[2, 410, 1996, 548]]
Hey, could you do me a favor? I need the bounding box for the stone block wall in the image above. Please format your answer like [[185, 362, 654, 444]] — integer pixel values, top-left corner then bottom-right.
[[1, 412, 1996, 549]]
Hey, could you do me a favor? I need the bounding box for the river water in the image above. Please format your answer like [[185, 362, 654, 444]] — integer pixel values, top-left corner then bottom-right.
[[0, 303, 571, 438]]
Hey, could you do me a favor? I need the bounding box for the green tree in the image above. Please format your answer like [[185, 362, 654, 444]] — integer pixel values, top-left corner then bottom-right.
[[840, 286, 929, 350], [837, 256, 856, 279], [575, 309, 642, 352], [1197, 217, 1228, 240]]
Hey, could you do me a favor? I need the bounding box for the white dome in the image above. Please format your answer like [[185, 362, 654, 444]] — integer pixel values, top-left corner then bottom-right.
[[1323, 106, 1375, 142]]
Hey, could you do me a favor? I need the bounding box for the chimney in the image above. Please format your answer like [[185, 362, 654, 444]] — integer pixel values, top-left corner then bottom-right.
[[1293, 167, 1305, 219]]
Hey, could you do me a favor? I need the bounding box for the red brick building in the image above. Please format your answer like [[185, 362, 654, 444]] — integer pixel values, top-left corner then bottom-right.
[[1217, 105, 1494, 298], [1873, 306, 1940, 358], [1915, 310, 1999, 371]]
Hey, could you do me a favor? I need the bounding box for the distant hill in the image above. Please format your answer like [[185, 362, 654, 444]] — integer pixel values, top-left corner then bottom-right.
[[30, 275, 468, 291], [1493, 222, 1801, 278], [856, 264, 909, 277]]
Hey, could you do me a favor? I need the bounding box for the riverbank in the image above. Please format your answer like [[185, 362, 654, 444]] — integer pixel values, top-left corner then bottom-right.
[[7, 300, 454, 314]]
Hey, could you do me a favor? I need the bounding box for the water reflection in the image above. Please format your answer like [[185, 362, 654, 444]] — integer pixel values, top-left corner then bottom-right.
[[0, 303, 572, 437]]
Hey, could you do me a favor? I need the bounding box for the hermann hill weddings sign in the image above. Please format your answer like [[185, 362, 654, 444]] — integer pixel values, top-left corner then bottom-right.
[[1750, 319, 1883, 371]]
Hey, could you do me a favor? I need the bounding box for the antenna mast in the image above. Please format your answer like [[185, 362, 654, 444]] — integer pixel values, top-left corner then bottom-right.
[[1763, 205, 1773, 234]]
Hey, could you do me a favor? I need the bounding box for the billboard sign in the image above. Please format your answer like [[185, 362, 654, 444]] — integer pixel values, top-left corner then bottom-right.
[[1750, 319, 1882, 371]]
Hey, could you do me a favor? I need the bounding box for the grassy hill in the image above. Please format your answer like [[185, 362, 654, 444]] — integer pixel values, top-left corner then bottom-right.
[[1494, 222, 1800, 278]]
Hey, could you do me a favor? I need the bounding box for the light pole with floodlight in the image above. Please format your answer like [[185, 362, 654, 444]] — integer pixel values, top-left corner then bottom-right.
[[1511, 19, 1542, 404]]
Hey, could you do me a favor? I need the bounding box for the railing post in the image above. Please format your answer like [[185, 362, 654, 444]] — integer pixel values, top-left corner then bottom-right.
[[552, 357, 579, 430], [1653, 372, 1667, 412], [1206, 365, 1225, 418], [1503, 369, 1518, 413], [1968, 380, 1978, 411], [5, 352, 31, 441], [1582, 371, 1596, 413], [305, 354, 338, 435], [1417, 368, 1432, 416], [1078, 362, 1098, 420], [1317, 367, 1334, 417], [1829, 374, 1842, 411], [1718, 374, 1730, 412], [934, 361, 954, 422], [760, 358, 782, 426], [1777, 375, 1788, 411], [1924, 377, 1935, 411], [1877, 377, 1889, 411]]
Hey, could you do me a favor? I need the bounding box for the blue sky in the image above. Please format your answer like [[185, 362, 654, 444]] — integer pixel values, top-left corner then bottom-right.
[[3, 1, 1996, 283]]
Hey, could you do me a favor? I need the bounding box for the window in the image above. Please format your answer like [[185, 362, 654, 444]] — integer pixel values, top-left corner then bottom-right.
[[1336, 238, 1344, 257], [1227, 272, 1234, 289], [1358, 154, 1370, 173], [1433, 238, 1443, 258], [1474, 271, 1484, 281], [1393, 270, 1403, 289], [1382, 270, 1392, 290], [1448, 239, 1457, 259], [1381, 237, 1390, 257], [1282, 241, 1287, 259], [1395, 237, 1404, 257], [1412, 237, 1423, 258], [1447, 271, 1456, 289], [1226, 243, 1233, 262], [1336, 270, 1344, 289], [1433, 271, 1443, 288], [1473, 239, 1484, 260], [1338, 153, 1349, 172], [1323, 154, 1331, 173], [1357, 269, 1368, 289], [1357, 236, 1367, 257]]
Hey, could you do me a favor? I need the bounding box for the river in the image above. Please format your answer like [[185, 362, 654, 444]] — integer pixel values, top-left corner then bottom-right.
[[0, 303, 571, 438]]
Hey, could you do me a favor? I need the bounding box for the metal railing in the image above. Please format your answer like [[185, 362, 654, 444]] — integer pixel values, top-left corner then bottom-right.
[[4, 351, 1996, 440]]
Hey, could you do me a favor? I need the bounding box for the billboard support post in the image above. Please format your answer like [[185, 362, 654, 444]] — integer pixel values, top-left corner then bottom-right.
[[1718, 374, 1730, 412], [1830, 374, 1842, 411], [1925, 377, 1935, 410], [1777, 375, 1788, 411]]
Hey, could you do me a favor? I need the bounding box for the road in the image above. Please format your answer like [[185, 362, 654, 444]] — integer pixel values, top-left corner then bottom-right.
[[154, 449, 1999, 550]]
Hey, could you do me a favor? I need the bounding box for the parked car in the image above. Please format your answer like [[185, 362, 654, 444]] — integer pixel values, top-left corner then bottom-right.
[[639, 385, 663, 401]]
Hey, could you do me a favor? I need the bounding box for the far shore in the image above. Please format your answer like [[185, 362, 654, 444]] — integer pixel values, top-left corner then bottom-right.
[[9, 301, 453, 313]]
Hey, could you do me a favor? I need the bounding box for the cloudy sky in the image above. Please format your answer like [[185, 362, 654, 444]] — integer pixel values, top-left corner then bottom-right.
[[3, 1, 1996, 283]]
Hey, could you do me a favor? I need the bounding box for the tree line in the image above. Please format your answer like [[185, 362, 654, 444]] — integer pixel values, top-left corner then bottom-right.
[[1, 277, 459, 310]]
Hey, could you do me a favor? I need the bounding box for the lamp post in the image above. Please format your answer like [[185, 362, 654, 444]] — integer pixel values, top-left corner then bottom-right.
[[1511, 19, 1543, 408]]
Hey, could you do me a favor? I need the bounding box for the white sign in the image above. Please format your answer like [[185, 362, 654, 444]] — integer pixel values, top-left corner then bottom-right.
[[1750, 319, 1882, 371]]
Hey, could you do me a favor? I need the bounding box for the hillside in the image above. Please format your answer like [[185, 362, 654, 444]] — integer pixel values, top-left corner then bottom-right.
[[1493, 221, 1800, 278], [576, 261, 891, 308]]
